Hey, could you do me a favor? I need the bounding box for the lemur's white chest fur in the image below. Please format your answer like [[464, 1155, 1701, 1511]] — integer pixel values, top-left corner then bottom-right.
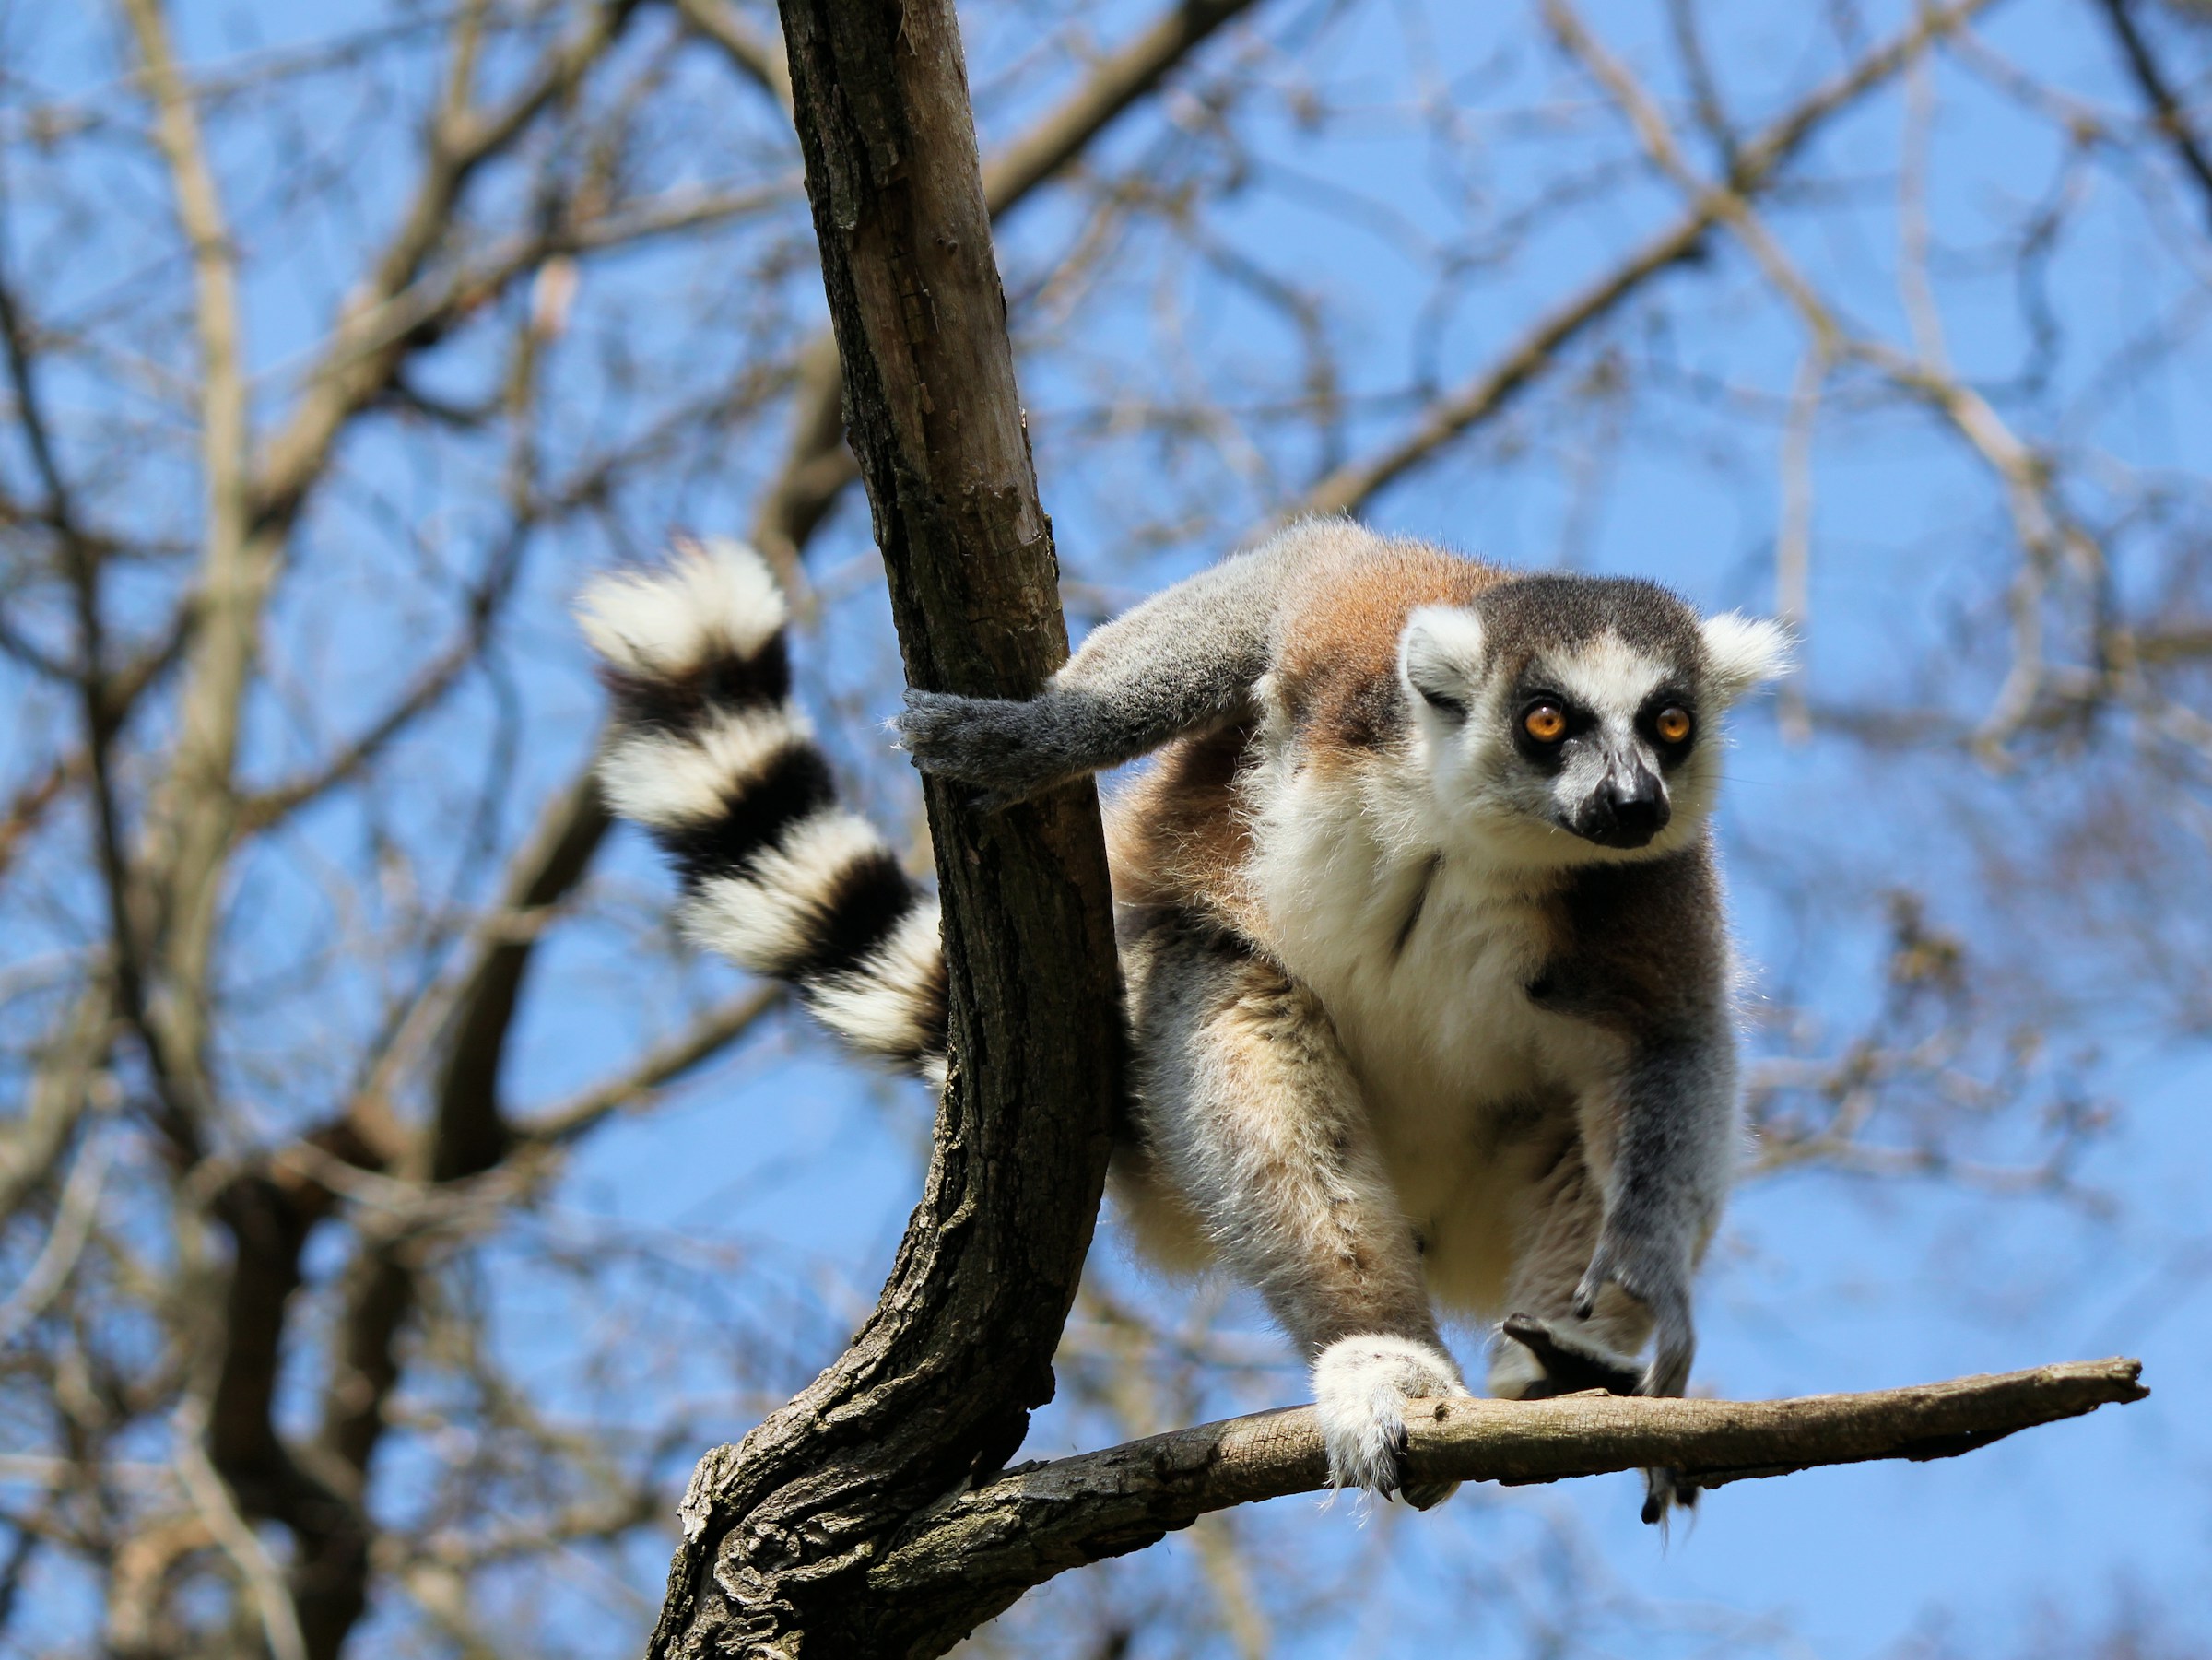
[[1249, 762, 1596, 1316]]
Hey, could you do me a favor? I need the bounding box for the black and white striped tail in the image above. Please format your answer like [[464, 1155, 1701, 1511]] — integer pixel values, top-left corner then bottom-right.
[[578, 539, 947, 1083]]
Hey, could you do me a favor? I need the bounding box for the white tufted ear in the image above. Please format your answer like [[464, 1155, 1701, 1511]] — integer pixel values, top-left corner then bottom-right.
[[1399, 606, 1487, 717], [1700, 612, 1793, 704]]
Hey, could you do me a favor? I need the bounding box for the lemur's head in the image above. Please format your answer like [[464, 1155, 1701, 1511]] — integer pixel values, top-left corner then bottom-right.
[[1396, 574, 1789, 864]]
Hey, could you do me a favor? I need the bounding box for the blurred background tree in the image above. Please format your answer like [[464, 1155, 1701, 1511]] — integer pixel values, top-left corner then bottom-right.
[[0, 0, 2206, 1654]]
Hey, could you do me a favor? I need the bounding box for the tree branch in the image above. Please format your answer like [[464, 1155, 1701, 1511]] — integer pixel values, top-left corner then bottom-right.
[[645, 2, 1125, 1654], [514, 987, 782, 1147], [400, 0, 1249, 1120], [424, 763, 612, 1183], [111, 0, 254, 1157], [2096, 0, 2212, 236], [1292, 0, 1998, 521], [253, 0, 642, 540], [978, 0, 1259, 212], [872, 1360, 2147, 1631], [674, 0, 794, 113], [746, 0, 1263, 583]]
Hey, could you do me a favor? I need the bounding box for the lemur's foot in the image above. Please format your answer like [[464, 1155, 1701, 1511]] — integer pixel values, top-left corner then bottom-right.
[[1495, 1313, 1701, 1525], [1494, 1312, 1642, 1398], [1312, 1334, 1471, 1509]]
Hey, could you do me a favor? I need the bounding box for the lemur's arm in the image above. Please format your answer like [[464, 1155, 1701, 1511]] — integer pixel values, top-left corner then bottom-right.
[[1571, 1032, 1737, 1401], [895, 527, 1322, 806]]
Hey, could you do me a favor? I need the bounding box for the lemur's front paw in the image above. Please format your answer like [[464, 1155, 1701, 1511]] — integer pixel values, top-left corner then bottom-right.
[[1312, 1334, 1471, 1510], [1573, 1235, 1696, 1399], [1570, 1236, 1703, 1526]]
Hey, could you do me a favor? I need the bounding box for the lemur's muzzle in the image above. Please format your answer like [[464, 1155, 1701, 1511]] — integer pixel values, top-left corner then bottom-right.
[[1575, 768, 1669, 849]]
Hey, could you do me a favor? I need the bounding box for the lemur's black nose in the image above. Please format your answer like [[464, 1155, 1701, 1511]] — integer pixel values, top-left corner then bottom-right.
[[1581, 772, 1669, 848]]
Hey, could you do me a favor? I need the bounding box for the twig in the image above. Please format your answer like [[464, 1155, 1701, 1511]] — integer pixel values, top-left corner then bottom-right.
[[1295, 0, 2000, 519], [2096, 0, 2212, 236], [1546, 0, 2100, 756], [172, 1395, 308, 1660], [744, 0, 1264, 586], [0, 1127, 113, 1346], [674, 0, 793, 112], [518, 988, 782, 1145], [122, 0, 254, 1159]]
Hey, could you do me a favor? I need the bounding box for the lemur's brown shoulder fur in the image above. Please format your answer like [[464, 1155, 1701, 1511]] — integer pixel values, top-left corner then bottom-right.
[[1272, 537, 1507, 764]]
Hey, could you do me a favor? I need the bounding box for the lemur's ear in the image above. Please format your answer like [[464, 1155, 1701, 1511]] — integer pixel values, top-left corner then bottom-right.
[[1700, 612, 1793, 704], [1399, 606, 1486, 720]]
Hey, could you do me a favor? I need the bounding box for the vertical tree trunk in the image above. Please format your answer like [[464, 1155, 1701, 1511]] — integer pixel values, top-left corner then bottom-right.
[[643, 3, 1126, 1655]]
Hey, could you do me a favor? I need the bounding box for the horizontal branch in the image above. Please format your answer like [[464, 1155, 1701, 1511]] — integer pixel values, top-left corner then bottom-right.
[[870, 1359, 2145, 1630]]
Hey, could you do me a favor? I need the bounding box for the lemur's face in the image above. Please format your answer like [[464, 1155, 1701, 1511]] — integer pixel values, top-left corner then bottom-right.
[[1396, 575, 1789, 865]]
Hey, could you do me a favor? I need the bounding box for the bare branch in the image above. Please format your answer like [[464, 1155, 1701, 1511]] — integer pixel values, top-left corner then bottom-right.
[[1547, 0, 2103, 755], [423, 763, 611, 1182], [2096, 0, 2212, 235], [0, 988, 112, 1228], [0, 1127, 112, 1346], [0, 753, 68, 886], [122, 0, 256, 1155], [978, 0, 1260, 212], [424, 0, 1267, 1153], [172, 1394, 309, 1660], [874, 1360, 2147, 1631], [1293, 0, 2000, 521], [253, 0, 643, 536], [747, 0, 1264, 583], [647, 3, 1125, 1653]]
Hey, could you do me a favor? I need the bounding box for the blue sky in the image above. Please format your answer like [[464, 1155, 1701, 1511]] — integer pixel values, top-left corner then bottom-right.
[[6, 0, 2211, 1654]]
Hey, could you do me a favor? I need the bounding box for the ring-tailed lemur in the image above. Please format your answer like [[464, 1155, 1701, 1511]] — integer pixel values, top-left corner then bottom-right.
[[579, 520, 1788, 1521]]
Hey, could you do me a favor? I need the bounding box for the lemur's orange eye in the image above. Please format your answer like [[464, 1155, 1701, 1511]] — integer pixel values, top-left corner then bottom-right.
[[1523, 703, 1567, 743], [1654, 706, 1694, 744]]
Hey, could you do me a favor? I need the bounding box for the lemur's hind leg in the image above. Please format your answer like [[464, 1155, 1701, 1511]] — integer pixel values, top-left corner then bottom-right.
[[1126, 912, 1467, 1509], [1490, 1146, 1698, 1523]]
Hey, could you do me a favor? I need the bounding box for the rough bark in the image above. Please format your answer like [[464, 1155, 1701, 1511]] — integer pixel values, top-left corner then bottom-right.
[[643, 2, 1125, 1655]]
